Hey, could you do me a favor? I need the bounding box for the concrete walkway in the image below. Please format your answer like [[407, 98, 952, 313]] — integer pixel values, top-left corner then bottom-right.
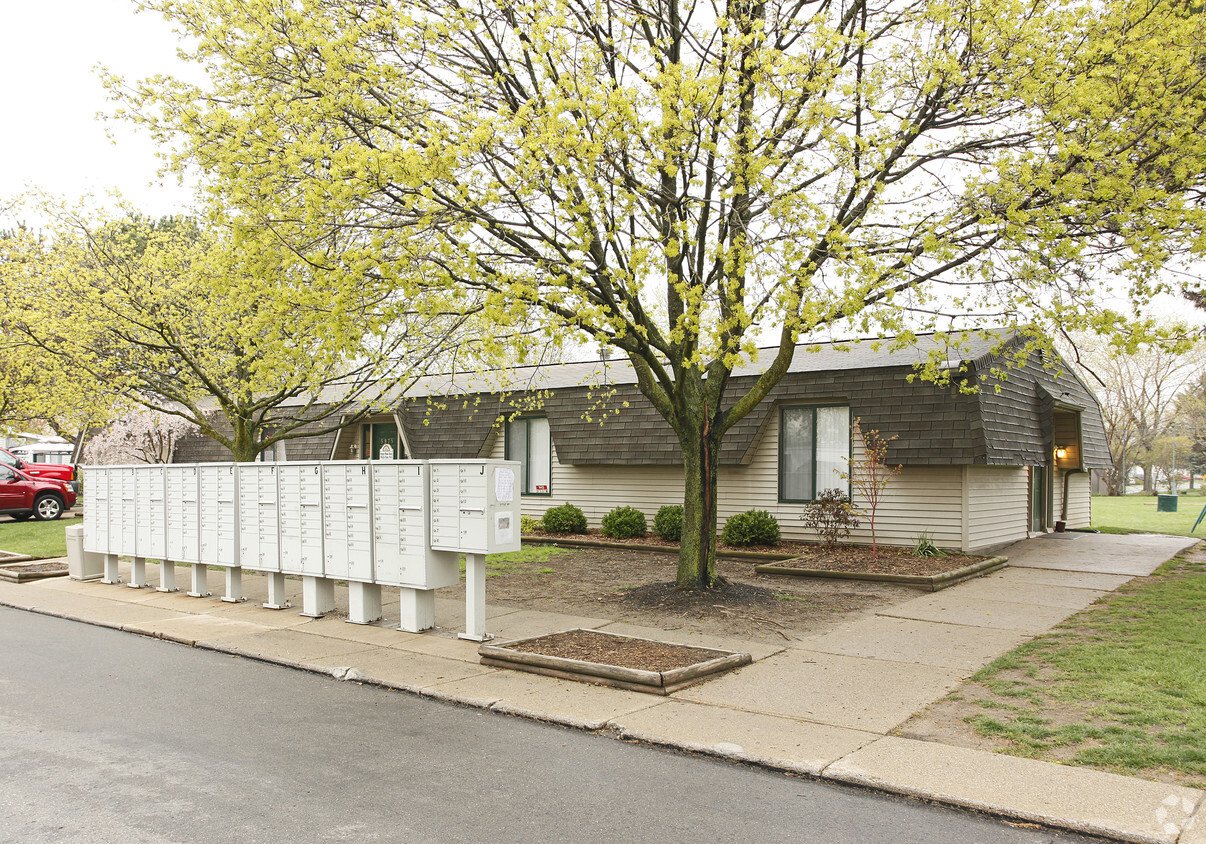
[[2, 532, 1202, 843]]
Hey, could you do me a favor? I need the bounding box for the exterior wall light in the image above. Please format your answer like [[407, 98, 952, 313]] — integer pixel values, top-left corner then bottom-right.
[[1055, 446, 1067, 460]]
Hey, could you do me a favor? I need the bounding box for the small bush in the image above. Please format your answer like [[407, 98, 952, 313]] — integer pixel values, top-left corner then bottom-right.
[[722, 509, 781, 547], [913, 532, 945, 557], [520, 514, 542, 534], [541, 502, 587, 534], [654, 504, 684, 542], [601, 506, 648, 539], [801, 488, 861, 549]]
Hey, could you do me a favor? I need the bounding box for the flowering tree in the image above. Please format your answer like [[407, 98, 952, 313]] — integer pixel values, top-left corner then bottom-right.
[[116, 0, 1206, 587], [83, 409, 199, 464], [843, 418, 903, 558], [3, 210, 485, 462]]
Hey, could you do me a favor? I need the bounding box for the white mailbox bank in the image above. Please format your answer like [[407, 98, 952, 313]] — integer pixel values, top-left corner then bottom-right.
[[81, 460, 520, 638]]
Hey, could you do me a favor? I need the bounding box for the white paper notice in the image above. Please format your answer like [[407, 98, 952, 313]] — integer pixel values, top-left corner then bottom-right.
[[494, 467, 515, 503], [495, 513, 514, 547]]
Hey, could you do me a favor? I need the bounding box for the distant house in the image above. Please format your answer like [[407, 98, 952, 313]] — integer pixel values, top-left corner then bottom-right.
[[172, 332, 1110, 552]]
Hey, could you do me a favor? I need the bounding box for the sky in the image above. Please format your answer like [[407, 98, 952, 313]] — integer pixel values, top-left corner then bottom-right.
[[0, 0, 198, 224], [0, 0, 1197, 328]]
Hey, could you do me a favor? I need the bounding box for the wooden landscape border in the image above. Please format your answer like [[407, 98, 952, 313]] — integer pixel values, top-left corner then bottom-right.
[[753, 555, 1008, 591], [479, 628, 752, 695]]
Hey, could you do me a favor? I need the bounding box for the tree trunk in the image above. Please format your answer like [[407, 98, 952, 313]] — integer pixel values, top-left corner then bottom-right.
[[676, 423, 721, 589], [229, 417, 259, 462], [1143, 464, 1153, 493]]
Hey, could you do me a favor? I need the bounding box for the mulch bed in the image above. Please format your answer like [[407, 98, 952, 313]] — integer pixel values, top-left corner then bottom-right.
[[773, 545, 988, 576], [508, 628, 722, 672]]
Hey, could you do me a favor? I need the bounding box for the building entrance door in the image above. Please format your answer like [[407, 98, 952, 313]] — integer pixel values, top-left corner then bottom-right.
[[363, 422, 400, 460], [1030, 465, 1048, 532]]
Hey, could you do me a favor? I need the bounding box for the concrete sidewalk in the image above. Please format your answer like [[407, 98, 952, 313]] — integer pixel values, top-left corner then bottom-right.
[[2, 532, 1202, 843]]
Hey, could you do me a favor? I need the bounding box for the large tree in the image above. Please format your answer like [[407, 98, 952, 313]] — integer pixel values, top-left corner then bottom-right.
[[1065, 333, 1204, 493], [1, 209, 484, 461], [119, 0, 1206, 586]]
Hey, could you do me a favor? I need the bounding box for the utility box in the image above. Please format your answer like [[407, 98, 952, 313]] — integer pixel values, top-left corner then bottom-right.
[[65, 523, 104, 581], [372, 461, 458, 588], [278, 462, 325, 577], [428, 460, 521, 555], [323, 462, 374, 582], [1157, 494, 1179, 513], [238, 462, 281, 572]]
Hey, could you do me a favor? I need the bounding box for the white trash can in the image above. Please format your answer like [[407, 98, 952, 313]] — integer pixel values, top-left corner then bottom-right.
[[65, 524, 104, 581]]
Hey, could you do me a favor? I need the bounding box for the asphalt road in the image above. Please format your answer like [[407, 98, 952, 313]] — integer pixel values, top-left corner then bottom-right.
[[0, 607, 1104, 843]]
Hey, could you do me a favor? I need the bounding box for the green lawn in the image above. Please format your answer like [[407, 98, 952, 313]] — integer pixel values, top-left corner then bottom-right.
[[962, 552, 1206, 786], [1092, 493, 1206, 537], [0, 515, 80, 559]]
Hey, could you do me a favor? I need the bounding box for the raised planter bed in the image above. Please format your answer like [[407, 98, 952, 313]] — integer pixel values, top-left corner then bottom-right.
[[754, 555, 1008, 591], [0, 560, 68, 583], [479, 628, 752, 695]]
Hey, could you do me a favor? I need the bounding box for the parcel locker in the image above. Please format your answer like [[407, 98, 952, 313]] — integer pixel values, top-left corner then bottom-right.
[[428, 460, 521, 555]]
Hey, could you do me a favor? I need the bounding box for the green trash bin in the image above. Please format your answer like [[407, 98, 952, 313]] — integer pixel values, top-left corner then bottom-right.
[[1157, 494, 1179, 512]]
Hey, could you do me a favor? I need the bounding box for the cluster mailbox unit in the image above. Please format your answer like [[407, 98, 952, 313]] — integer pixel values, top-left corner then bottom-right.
[[81, 459, 520, 639]]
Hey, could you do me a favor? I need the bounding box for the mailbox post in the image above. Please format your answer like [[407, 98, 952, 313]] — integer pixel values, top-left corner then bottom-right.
[[429, 460, 521, 641]]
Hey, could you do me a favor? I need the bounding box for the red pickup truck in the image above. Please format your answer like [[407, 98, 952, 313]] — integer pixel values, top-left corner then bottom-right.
[[0, 464, 77, 520], [0, 447, 79, 492]]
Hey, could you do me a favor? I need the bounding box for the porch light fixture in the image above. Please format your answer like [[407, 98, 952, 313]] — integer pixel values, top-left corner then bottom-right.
[[1055, 446, 1067, 460]]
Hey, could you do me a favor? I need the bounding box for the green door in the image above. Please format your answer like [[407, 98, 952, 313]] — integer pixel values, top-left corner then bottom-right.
[[363, 422, 400, 460]]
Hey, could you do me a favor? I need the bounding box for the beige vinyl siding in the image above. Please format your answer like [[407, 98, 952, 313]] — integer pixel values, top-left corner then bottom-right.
[[485, 429, 685, 525], [495, 410, 964, 548], [964, 465, 1029, 551], [1058, 469, 1092, 528]]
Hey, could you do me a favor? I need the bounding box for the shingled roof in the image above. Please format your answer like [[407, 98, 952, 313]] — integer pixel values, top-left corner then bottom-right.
[[397, 332, 1110, 470]]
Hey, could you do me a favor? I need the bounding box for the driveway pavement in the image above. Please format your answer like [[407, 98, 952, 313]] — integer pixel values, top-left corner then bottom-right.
[[1, 531, 1201, 843]]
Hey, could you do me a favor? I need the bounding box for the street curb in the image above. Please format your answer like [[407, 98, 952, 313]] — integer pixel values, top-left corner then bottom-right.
[[0, 593, 1197, 843]]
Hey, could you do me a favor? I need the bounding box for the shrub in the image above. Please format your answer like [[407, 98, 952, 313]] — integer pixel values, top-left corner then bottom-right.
[[721, 509, 781, 547], [913, 532, 945, 557], [520, 514, 542, 534], [601, 506, 648, 539], [801, 488, 861, 549], [653, 504, 684, 542], [541, 502, 587, 534]]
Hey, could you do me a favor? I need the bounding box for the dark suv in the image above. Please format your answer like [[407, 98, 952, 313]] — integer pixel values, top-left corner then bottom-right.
[[0, 465, 77, 520]]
